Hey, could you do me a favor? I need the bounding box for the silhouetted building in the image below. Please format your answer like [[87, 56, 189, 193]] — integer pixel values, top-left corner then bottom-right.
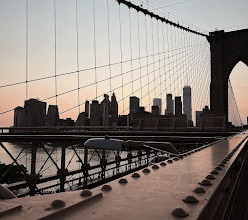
[[90, 100, 101, 126], [153, 98, 162, 115], [118, 115, 129, 126], [203, 106, 210, 114], [75, 112, 88, 126], [57, 118, 74, 126], [85, 100, 89, 117], [14, 107, 25, 127], [45, 105, 59, 126], [110, 93, 118, 126], [129, 96, 140, 124], [175, 96, 182, 115], [195, 111, 202, 127], [101, 94, 111, 126], [24, 99, 46, 127], [166, 94, 173, 115], [183, 86, 192, 122], [152, 106, 160, 116]]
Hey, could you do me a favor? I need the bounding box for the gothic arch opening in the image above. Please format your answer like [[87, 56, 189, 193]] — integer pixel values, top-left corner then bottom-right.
[[229, 61, 248, 126]]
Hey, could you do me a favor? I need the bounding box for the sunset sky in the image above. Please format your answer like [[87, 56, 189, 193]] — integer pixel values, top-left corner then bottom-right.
[[0, 0, 247, 126]]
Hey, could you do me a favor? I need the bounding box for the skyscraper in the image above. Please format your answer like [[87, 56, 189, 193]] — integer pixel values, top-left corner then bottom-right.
[[175, 96, 182, 115], [23, 99, 46, 127], [45, 105, 59, 126], [166, 94, 173, 115], [101, 94, 111, 127], [153, 98, 162, 115], [85, 100, 89, 118], [110, 93, 118, 126], [90, 100, 101, 126], [129, 96, 140, 124], [183, 86, 192, 122]]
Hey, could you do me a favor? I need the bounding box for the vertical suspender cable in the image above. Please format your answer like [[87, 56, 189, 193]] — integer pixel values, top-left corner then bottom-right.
[[54, 0, 58, 106], [93, 0, 97, 99], [128, 10, 133, 95], [106, 0, 112, 93], [157, 20, 161, 101], [151, 18, 156, 99], [75, 0, 80, 113], [118, 4, 124, 113], [25, 0, 29, 101], [137, 12, 142, 104], [144, 15, 150, 109]]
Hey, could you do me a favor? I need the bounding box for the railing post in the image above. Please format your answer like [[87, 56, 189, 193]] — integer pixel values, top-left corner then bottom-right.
[[83, 147, 88, 186], [60, 146, 66, 192], [29, 143, 37, 196]]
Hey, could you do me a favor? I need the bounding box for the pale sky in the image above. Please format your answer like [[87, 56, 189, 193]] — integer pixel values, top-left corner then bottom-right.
[[0, 0, 247, 126]]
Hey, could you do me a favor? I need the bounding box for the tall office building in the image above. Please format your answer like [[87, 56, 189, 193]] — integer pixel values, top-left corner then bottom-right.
[[129, 96, 140, 124], [90, 100, 101, 126], [195, 111, 202, 127], [14, 106, 25, 127], [85, 100, 89, 117], [183, 86, 192, 122], [166, 94, 173, 115], [110, 93, 118, 126], [153, 98, 162, 115], [175, 96, 182, 115], [101, 94, 111, 126], [45, 105, 59, 126], [23, 99, 46, 127]]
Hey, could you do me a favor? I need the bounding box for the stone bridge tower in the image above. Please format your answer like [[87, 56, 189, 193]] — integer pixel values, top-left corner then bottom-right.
[[207, 29, 248, 121]]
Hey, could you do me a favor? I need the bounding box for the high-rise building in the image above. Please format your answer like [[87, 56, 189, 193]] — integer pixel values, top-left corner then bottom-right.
[[110, 93, 118, 126], [45, 105, 59, 126], [183, 86, 192, 122], [195, 111, 202, 127], [129, 96, 140, 124], [166, 94, 173, 115], [175, 96, 182, 115], [85, 100, 89, 118], [14, 106, 25, 127], [90, 100, 101, 126], [101, 94, 111, 126], [152, 106, 160, 116], [153, 98, 162, 115], [23, 99, 46, 127], [75, 112, 88, 126]]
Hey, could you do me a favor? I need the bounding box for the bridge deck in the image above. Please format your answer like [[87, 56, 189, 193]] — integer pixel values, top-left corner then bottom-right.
[[1, 132, 247, 220]]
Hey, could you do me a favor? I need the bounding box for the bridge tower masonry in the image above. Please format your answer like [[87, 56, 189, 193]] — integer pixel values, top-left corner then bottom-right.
[[207, 29, 248, 122]]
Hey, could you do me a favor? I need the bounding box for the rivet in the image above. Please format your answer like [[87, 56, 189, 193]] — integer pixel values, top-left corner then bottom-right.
[[179, 155, 184, 159], [152, 165, 159, 169], [219, 163, 225, 167], [211, 170, 219, 175], [172, 208, 189, 217], [206, 175, 216, 180], [80, 190, 92, 197], [221, 161, 227, 164], [101, 185, 112, 191], [187, 152, 191, 155], [119, 178, 128, 184], [142, 168, 151, 173], [160, 162, 166, 166], [193, 187, 206, 193], [167, 159, 173, 163], [183, 195, 199, 203], [173, 157, 179, 161], [215, 166, 222, 170], [199, 179, 212, 186], [51, 199, 65, 208], [131, 173, 140, 178]]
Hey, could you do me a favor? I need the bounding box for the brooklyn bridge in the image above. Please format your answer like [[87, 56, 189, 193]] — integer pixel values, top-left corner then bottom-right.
[[0, 0, 248, 219]]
